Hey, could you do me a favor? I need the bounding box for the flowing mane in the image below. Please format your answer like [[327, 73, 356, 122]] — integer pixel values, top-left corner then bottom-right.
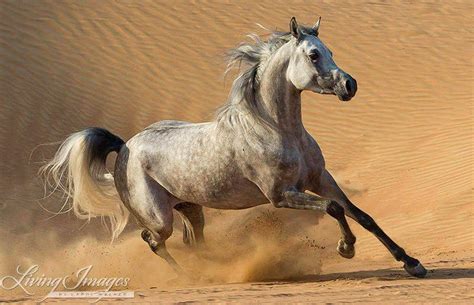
[[215, 30, 291, 129], [215, 25, 318, 130]]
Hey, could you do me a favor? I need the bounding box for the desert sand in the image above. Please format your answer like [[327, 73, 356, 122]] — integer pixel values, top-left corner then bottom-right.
[[0, 0, 472, 304]]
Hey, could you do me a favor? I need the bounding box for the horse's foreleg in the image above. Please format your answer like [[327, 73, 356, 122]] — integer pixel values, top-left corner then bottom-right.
[[276, 190, 356, 258], [315, 169, 427, 278]]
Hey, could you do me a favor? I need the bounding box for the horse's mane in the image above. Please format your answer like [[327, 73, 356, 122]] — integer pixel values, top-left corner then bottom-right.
[[215, 29, 293, 129], [215, 25, 317, 130]]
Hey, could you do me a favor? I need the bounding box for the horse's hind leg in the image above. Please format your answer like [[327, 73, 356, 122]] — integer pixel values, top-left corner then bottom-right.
[[174, 202, 205, 246], [315, 169, 427, 278], [125, 172, 183, 274], [141, 228, 182, 273]]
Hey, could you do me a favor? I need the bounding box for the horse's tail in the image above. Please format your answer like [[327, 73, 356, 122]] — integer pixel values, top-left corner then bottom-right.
[[39, 127, 129, 240]]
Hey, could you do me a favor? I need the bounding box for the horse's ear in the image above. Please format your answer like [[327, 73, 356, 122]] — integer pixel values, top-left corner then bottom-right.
[[290, 17, 300, 39], [313, 16, 321, 35]]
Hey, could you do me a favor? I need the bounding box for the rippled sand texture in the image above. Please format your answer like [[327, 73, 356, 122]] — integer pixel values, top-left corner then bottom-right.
[[0, 0, 472, 303]]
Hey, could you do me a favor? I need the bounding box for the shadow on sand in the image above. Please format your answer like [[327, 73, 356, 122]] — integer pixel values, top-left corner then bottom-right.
[[286, 266, 474, 283]]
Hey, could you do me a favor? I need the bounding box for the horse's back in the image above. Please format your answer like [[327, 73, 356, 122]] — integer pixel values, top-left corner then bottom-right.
[[144, 120, 204, 131]]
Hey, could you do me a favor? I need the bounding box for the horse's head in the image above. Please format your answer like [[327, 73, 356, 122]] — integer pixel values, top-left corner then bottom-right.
[[286, 17, 357, 101]]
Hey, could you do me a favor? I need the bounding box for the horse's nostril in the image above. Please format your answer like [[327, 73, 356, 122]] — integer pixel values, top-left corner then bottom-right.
[[345, 79, 353, 94], [344, 78, 357, 96]]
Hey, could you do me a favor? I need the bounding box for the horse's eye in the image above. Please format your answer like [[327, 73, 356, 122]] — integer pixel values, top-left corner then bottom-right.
[[308, 52, 319, 62]]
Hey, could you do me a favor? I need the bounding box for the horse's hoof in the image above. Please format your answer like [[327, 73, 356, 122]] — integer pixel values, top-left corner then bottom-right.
[[404, 261, 427, 278], [337, 239, 355, 259]]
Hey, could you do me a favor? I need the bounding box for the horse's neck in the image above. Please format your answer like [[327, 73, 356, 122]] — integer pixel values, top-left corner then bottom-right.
[[258, 48, 304, 137]]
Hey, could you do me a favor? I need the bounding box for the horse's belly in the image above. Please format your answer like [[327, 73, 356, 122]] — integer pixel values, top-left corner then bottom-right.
[[159, 169, 268, 209], [197, 179, 269, 209]]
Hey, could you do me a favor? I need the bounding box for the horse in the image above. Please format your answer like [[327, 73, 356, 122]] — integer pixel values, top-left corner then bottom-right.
[[40, 17, 427, 278]]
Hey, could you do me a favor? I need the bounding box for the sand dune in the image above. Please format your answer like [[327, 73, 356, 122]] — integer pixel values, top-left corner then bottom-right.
[[0, 0, 472, 303]]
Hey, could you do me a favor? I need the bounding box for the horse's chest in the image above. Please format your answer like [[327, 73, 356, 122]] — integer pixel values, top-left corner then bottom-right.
[[247, 134, 327, 192], [273, 148, 302, 172], [247, 144, 308, 181]]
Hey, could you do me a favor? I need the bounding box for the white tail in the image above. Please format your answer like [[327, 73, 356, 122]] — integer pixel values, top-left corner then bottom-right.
[[39, 128, 129, 240]]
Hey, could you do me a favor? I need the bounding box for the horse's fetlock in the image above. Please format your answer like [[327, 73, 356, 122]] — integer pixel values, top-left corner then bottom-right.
[[346, 235, 356, 245], [149, 241, 160, 253], [394, 249, 410, 262]]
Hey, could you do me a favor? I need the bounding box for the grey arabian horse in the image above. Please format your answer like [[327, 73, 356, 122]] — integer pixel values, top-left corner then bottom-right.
[[41, 17, 427, 278]]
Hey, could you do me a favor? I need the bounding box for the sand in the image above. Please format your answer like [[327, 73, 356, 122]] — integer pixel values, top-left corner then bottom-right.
[[0, 0, 472, 303]]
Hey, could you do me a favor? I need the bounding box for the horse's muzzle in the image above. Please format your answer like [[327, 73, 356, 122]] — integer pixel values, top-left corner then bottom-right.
[[336, 74, 357, 101]]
